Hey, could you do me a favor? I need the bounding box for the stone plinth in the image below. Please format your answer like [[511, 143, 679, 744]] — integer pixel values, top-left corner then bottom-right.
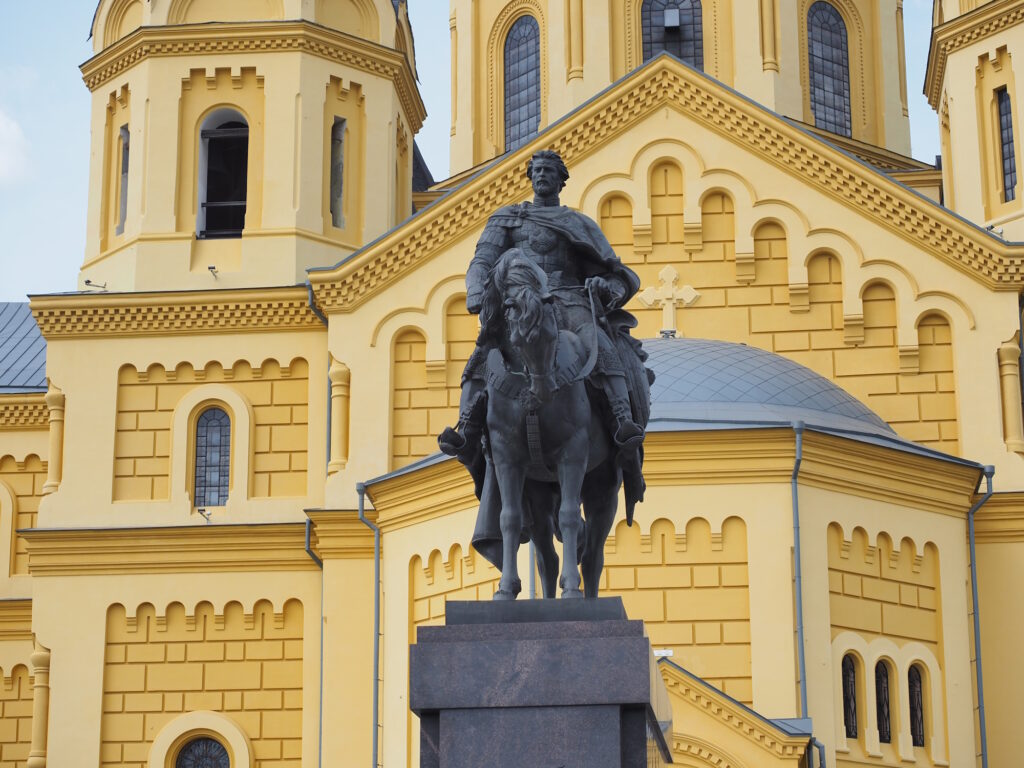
[[410, 597, 672, 768]]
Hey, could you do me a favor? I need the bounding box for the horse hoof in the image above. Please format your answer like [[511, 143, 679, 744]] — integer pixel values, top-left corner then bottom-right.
[[493, 589, 517, 601], [561, 588, 584, 599]]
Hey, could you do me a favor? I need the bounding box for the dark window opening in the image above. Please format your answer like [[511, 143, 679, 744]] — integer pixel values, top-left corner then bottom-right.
[[200, 119, 249, 239], [330, 118, 345, 228], [909, 664, 926, 747], [998, 87, 1017, 202], [176, 736, 230, 768], [842, 654, 858, 739], [116, 125, 130, 235], [875, 661, 891, 744], [641, 0, 704, 70], [194, 407, 231, 507], [504, 15, 541, 152], [808, 1, 852, 137]]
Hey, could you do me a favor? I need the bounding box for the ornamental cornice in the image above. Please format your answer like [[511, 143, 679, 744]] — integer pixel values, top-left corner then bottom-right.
[[974, 491, 1024, 542], [368, 458, 479, 533], [80, 20, 425, 131], [310, 58, 1024, 315], [659, 663, 809, 760], [305, 509, 377, 558], [0, 395, 48, 431], [29, 286, 324, 339], [22, 523, 321, 576], [0, 600, 32, 641], [925, 0, 1024, 109]]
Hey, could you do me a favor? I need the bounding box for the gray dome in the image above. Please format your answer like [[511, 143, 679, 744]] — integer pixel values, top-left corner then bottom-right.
[[644, 337, 894, 437]]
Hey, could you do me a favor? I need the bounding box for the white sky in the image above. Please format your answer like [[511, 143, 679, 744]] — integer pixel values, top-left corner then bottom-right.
[[0, 0, 941, 301]]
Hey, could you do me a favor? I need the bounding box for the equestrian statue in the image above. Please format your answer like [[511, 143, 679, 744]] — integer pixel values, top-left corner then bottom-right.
[[438, 149, 653, 600]]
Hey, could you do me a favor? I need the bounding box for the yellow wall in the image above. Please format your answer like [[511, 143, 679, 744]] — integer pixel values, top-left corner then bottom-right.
[[0, 666, 32, 766], [0, 456, 44, 578], [100, 600, 303, 767]]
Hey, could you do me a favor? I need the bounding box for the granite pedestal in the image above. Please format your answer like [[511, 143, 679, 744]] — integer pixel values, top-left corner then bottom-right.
[[410, 597, 673, 768]]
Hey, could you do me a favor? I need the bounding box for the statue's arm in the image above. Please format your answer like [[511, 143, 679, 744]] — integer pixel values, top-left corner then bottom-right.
[[579, 214, 640, 309], [466, 220, 509, 313]]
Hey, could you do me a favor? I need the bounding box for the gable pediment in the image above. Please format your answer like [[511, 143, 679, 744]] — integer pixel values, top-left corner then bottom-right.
[[309, 54, 1023, 315]]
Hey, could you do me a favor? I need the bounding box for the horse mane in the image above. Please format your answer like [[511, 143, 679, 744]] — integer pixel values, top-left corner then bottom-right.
[[478, 249, 551, 348]]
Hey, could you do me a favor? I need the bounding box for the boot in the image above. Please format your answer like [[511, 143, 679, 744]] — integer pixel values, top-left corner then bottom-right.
[[438, 390, 486, 458]]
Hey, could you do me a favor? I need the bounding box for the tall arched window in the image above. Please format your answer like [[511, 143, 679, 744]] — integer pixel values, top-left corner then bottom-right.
[[841, 654, 858, 738], [807, 2, 852, 137], [194, 407, 231, 507], [875, 661, 891, 744], [176, 736, 230, 768], [198, 109, 249, 239], [503, 15, 541, 151], [641, 0, 704, 71], [909, 664, 926, 747]]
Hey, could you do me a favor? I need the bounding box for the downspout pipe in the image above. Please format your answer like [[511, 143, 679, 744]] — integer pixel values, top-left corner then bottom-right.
[[968, 465, 994, 768], [306, 282, 332, 471], [303, 518, 324, 768], [791, 421, 809, 718], [357, 482, 382, 768], [812, 737, 826, 768]]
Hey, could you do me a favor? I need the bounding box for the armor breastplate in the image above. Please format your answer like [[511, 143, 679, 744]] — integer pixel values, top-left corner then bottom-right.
[[512, 219, 581, 286]]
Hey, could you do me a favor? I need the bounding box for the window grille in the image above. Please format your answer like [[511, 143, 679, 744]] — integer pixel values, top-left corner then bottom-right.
[[841, 654, 858, 738], [194, 407, 230, 507], [199, 117, 249, 239], [875, 662, 891, 744], [330, 118, 346, 227], [909, 664, 925, 747], [176, 737, 230, 768], [641, 0, 703, 70], [997, 88, 1017, 202], [503, 15, 541, 152], [807, 2, 852, 137]]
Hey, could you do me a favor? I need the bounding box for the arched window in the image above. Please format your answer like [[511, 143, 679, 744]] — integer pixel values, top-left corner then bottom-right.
[[198, 109, 249, 239], [841, 654, 858, 738], [194, 407, 231, 507], [807, 2, 852, 137], [909, 664, 925, 747], [875, 661, 891, 744], [330, 117, 346, 228], [641, 0, 704, 71], [503, 15, 541, 151], [176, 736, 230, 768]]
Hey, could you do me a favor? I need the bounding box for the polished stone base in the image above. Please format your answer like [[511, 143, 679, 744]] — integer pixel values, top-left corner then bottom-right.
[[410, 597, 672, 768]]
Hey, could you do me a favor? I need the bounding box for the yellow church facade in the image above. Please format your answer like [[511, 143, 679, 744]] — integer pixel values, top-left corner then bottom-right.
[[2, 1, 1024, 767]]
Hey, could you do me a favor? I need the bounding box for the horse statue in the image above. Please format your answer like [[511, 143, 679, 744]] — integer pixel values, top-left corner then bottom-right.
[[478, 248, 625, 599]]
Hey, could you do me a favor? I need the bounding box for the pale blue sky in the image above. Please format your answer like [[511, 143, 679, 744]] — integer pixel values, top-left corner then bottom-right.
[[0, 0, 940, 301]]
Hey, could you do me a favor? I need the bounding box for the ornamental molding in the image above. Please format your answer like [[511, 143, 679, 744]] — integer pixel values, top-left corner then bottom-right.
[[80, 20, 425, 131], [925, 0, 1024, 109], [0, 600, 32, 642], [0, 395, 48, 431], [310, 58, 1024, 315], [974, 491, 1024, 542], [23, 523, 321, 576], [30, 287, 324, 339], [660, 662, 809, 760]]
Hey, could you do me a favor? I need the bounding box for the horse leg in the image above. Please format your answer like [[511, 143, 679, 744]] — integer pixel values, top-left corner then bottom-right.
[[557, 461, 587, 599], [526, 482, 559, 599], [581, 461, 622, 599], [493, 460, 526, 600]]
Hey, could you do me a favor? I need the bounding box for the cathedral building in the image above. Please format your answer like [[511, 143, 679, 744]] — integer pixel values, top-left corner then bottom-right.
[[1, 0, 1023, 765]]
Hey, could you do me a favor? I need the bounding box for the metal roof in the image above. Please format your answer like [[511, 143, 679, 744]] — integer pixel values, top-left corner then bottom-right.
[[0, 303, 46, 394]]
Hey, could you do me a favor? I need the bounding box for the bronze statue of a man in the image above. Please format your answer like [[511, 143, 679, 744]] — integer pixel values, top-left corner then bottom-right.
[[439, 149, 647, 461]]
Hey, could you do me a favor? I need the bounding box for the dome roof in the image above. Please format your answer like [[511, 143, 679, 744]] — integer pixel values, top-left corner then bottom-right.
[[645, 337, 894, 438]]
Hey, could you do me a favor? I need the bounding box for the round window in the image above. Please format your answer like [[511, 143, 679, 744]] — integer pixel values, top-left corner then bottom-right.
[[175, 736, 230, 768]]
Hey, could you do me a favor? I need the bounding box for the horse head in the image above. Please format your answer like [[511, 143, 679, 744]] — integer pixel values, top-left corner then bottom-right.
[[487, 249, 559, 403]]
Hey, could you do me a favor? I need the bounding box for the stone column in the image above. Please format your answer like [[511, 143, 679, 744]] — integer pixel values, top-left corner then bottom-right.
[[759, 0, 778, 72], [41, 387, 65, 495], [997, 341, 1024, 452], [568, 0, 584, 81], [328, 360, 351, 474], [27, 642, 50, 768]]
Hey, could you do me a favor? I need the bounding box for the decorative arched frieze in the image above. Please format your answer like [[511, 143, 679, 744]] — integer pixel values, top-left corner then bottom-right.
[[370, 275, 467, 356], [0, 481, 16, 581], [486, 0, 548, 157], [670, 733, 747, 768]]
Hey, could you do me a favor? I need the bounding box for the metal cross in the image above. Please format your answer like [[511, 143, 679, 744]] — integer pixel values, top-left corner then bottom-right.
[[636, 265, 700, 338]]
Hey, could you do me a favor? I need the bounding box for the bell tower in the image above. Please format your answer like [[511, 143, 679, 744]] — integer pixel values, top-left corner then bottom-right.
[[449, 0, 911, 177], [926, 0, 1024, 239], [81, 0, 424, 293]]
